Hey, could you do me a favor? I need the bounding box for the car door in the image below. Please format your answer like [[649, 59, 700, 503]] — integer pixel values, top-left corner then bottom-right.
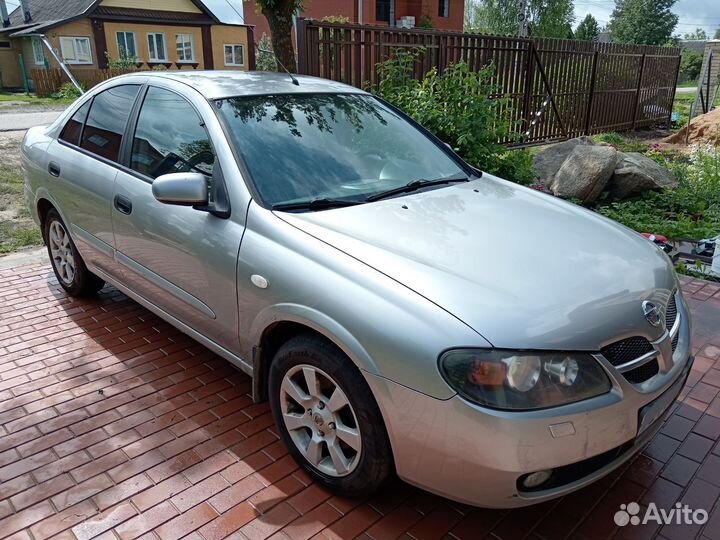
[[44, 84, 141, 275], [111, 84, 243, 353]]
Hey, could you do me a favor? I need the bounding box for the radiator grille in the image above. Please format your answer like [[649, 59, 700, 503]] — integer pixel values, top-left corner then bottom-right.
[[601, 337, 654, 367], [665, 294, 677, 332]]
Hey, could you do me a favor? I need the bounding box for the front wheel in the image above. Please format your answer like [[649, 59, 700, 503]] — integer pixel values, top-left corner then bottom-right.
[[44, 209, 105, 297], [269, 334, 393, 497]]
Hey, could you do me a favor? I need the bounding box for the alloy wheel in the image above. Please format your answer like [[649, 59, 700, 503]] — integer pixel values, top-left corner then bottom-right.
[[48, 220, 75, 285], [279, 364, 362, 477]]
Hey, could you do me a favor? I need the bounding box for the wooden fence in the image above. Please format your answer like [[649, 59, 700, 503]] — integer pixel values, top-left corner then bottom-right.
[[31, 67, 146, 97], [296, 19, 682, 146]]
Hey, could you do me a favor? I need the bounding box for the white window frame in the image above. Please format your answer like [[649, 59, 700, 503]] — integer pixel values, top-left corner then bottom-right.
[[59, 36, 93, 65], [147, 32, 168, 62], [31, 37, 45, 65], [175, 33, 195, 63], [116, 31, 137, 59], [223, 43, 244, 66]]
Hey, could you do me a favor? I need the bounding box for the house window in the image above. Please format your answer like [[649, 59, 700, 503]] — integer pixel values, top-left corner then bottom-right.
[[59, 36, 92, 64], [175, 33, 195, 62], [32, 38, 45, 65], [147, 33, 167, 62], [116, 31, 137, 58], [224, 44, 244, 66], [376, 0, 390, 22], [0, 41, 10, 49], [438, 0, 449, 17]]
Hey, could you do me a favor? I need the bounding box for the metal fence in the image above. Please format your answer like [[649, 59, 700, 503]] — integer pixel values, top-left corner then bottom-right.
[[296, 18, 681, 146]]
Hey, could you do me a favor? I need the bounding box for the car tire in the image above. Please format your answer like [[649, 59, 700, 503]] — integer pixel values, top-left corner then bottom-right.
[[44, 209, 105, 297], [269, 333, 393, 497]]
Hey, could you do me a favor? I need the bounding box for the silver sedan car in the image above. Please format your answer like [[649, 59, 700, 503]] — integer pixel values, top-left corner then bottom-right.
[[22, 71, 692, 508]]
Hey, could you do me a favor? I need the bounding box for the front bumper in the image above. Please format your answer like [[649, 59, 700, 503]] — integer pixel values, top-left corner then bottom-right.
[[365, 348, 693, 508]]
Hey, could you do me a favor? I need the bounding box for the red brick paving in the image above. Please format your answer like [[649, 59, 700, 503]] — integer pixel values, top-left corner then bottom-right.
[[1, 264, 720, 540]]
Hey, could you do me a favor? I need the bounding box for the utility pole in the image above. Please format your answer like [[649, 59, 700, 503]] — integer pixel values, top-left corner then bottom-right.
[[518, 0, 529, 37]]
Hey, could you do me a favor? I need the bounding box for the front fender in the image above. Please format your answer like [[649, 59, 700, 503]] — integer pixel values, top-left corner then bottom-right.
[[249, 302, 381, 375]]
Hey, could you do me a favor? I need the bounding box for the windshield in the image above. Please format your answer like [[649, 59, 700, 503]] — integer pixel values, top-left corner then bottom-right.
[[215, 93, 466, 207]]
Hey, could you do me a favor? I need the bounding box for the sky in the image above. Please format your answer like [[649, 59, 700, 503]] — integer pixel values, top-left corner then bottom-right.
[[575, 0, 720, 38], [4, 0, 719, 39]]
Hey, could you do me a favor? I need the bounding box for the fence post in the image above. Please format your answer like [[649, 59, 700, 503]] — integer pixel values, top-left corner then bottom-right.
[[631, 52, 646, 130], [438, 33, 447, 74], [296, 17, 307, 74], [584, 50, 599, 135], [666, 52, 681, 127], [521, 40, 534, 136]]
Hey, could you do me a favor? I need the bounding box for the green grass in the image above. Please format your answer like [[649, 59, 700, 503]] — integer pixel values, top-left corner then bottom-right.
[[0, 222, 42, 254], [677, 80, 698, 88], [672, 90, 720, 127], [0, 163, 43, 254], [0, 91, 74, 106], [593, 132, 648, 153]]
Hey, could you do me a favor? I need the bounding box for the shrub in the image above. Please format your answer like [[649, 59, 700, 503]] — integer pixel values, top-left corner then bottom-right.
[[679, 50, 703, 84], [374, 49, 534, 183], [598, 144, 720, 239], [105, 50, 138, 69], [52, 82, 85, 100]]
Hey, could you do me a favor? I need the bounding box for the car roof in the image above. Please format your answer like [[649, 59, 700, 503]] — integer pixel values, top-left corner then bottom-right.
[[136, 71, 368, 100]]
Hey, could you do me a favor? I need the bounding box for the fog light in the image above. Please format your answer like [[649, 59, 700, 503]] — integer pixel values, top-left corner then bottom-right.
[[521, 470, 552, 489]]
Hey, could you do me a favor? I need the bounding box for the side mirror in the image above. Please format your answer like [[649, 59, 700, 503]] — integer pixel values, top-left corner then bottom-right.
[[152, 172, 208, 206]]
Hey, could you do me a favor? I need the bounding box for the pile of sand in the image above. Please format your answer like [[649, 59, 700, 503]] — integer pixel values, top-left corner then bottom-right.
[[664, 107, 720, 145]]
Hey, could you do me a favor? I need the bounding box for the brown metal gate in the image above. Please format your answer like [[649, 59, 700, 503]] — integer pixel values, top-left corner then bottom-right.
[[296, 19, 681, 146]]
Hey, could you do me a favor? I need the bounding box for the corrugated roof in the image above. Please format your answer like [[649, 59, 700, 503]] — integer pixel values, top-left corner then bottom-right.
[[93, 5, 214, 23], [4, 0, 248, 32], [7, 0, 95, 28]]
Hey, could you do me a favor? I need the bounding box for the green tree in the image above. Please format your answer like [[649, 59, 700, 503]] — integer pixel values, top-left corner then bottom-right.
[[684, 28, 708, 40], [679, 50, 703, 83], [255, 33, 277, 71], [463, 0, 574, 38], [575, 13, 600, 41], [608, 0, 678, 45], [715, 28, 720, 39], [252, 0, 301, 72]]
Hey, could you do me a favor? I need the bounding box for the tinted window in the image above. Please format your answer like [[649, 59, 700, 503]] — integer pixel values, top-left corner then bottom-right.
[[80, 85, 140, 162], [59, 101, 90, 146], [130, 87, 215, 178], [217, 94, 464, 206]]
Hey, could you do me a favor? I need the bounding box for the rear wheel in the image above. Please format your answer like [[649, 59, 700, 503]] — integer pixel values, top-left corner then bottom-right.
[[44, 209, 105, 297], [269, 334, 393, 497]]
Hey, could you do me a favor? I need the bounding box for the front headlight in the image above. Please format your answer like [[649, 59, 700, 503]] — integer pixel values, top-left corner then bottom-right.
[[439, 349, 611, 411]]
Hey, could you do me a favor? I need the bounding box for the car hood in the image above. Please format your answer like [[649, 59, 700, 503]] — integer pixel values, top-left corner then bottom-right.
[[276, 176, 676, 350]]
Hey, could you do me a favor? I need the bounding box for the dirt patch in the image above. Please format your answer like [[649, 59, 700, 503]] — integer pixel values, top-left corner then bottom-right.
[[0, 131, 43, 254], [664, 108, 720, 146], [0, 101, 69, 114]]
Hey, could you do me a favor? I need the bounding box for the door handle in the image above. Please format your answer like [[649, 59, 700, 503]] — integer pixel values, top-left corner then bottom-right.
[[114, 194, 133, 215], [48, 162, 61, 177]]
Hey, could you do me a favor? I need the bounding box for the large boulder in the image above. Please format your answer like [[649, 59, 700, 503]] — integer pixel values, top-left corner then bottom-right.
[[533, 136, 596, 184], [550, 145, 617, 204], [608, 152, 678, 200]]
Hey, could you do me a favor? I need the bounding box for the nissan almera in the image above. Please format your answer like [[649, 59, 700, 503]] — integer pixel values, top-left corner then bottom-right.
[[22, 71, 693, 507]]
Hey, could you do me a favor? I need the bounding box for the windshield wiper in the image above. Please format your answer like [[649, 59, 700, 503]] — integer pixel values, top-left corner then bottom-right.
[[366, 174, 469, 202], [272, 198, 365, 212]]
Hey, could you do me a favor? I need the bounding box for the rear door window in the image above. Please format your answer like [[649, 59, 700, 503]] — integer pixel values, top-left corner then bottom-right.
[[80, 84, 140, 162], [59, 100, 90, 146], [130, 86, 215, 179]]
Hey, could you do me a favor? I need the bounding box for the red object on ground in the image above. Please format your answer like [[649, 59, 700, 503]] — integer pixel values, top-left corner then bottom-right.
[[642, 232, 669, 243]]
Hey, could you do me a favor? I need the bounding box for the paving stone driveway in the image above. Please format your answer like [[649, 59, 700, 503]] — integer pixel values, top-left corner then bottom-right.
[[1, 263, 720, 540]]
